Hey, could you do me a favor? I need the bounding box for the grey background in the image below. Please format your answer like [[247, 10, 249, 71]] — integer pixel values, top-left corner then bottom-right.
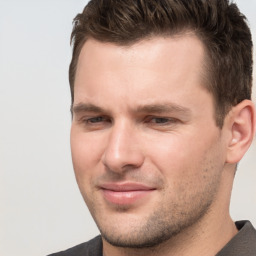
[[0, 0, 255, 255]]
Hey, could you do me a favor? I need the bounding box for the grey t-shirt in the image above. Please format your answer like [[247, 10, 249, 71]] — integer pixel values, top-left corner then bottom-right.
[[48, 220, 256, 256], [216, 221, 256, 255]]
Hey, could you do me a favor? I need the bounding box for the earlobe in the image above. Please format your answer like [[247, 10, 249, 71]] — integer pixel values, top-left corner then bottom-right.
[[226, 100, 256, 164]]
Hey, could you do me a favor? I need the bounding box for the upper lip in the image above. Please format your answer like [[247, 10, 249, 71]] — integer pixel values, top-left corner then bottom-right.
[[99, 182, 156, 192]]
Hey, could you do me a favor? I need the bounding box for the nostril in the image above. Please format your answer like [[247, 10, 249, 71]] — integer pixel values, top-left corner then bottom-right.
[[101, 146, 144, 174]]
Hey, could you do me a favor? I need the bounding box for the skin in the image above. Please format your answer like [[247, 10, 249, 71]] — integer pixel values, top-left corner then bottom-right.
[[70, 34, 255, 256]]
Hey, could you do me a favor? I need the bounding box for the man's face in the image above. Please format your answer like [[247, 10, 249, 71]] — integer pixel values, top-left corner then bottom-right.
[[71, 35, 227, 247]]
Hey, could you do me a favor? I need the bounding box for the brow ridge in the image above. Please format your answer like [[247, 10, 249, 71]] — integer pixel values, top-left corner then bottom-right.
[[72, 102, 191, 117]]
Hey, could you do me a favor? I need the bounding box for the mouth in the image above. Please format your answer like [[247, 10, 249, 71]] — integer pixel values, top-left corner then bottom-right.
[[99, 183, 156, 205]]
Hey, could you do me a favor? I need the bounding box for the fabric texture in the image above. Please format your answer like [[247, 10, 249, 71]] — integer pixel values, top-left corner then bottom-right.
[[48, 220, 256, 256], [216, 221, 256, 255], [48, 236, 102, 256]]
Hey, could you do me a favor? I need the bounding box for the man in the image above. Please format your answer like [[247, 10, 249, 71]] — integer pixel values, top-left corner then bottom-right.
[[49, 0, 256, 255]]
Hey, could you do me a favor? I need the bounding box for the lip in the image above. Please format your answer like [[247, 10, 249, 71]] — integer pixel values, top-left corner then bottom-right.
[[99, 183, 156, 205]]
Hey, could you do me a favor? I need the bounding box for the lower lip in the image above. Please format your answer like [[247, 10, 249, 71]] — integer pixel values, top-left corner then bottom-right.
[[102, 189, 154, 205]]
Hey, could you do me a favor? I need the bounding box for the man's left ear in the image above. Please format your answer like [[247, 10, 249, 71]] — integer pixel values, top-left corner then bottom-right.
[[226, 99, 256, 164]]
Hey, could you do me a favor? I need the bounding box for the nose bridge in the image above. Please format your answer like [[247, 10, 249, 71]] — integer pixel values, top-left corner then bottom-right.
[[102, 119, 143, 172]]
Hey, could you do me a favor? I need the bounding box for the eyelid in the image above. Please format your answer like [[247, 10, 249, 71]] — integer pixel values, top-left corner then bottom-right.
[[84, 115, 111, 123], [145, 115, 178, 122], [141, 116, 181, 129], [86, 116, 105, 123], [76, 115, 112, 132]]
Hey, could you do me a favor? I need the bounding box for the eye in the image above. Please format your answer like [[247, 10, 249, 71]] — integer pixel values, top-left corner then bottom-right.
[[86, 116, 106, 123], [79, 115, 111, 131], [146, 116, 178, 125], [151, 117, 171, 124], [143, 116, 180, 131]]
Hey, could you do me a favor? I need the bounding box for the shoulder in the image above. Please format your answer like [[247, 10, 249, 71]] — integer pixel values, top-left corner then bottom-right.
[[47, 235, 102, 256], [217, 220, 256, 256]]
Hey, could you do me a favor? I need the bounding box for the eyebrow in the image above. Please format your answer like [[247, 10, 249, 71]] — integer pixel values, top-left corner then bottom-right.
[[72, 103, 105, 114], [72, 102, 191, 117], [136, 103, 191, 116]]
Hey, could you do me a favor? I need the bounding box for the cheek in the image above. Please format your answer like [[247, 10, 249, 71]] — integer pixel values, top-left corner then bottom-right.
[[70, 128, 105, 181], [145, 133, 195, 165], [144, 130, 220, 180], [146, 135, 222, 206]]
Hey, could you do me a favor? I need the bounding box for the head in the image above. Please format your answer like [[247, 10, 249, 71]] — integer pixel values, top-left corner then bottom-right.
[[69, 0, 255, 253], [69, 0, 253, 127]]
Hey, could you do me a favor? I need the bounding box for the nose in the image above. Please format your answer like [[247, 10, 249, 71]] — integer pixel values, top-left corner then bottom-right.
[[102, 120, 144, 173]]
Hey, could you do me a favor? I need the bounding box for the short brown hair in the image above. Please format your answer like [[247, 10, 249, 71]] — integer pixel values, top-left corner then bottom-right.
[[69, 0, 253, 127]]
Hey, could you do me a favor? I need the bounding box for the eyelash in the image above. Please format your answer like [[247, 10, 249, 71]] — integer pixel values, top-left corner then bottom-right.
[[80, 115, 178, 127], [83, 116, 111, 124], [144, 116, 179, 128]]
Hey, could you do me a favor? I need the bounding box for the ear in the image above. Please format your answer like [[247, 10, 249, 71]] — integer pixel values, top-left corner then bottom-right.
[[226, 100, 256, 164]]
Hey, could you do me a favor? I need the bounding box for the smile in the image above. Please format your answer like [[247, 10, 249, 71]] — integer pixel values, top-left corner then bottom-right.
[[100, 183, 156, 205]]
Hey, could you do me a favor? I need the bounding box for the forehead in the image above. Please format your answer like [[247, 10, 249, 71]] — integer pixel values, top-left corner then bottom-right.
[[76, 33, 206, 74], [74, 34, 209, 110]]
